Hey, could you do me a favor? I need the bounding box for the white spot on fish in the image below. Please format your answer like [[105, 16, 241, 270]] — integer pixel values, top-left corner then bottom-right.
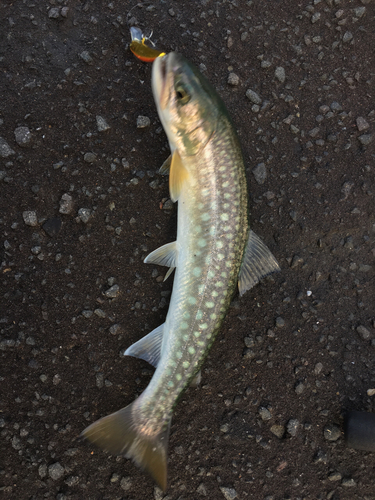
[[221, 213, 229, 221], [188, 346, 195, 355], [201, 213, 210, 221], [188, 296, 197, 305], [183, 361, 190, 368], [198, 238, 207, 248], [196, 310, 203, 320], [200, 323, 208, 330], [193, 267, 201, 277], [216, 241, 224, 249], [194, 331, 201, 337], [205, 301, 215, 308]]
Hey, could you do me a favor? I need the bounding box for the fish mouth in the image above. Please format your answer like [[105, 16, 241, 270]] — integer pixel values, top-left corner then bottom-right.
[[152, 52, 176, 111]]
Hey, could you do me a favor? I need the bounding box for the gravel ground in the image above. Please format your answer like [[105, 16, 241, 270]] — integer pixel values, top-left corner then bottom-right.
[[1, 1, 375, 499]]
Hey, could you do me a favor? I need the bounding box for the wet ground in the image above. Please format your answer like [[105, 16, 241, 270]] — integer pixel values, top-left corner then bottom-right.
[[1, 1, 375, 499]]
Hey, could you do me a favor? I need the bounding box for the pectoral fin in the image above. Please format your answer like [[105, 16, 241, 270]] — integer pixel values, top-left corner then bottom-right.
[[159, 155, 172, 175], [238, 230, 280, 296], [144, 241, 177, 268], [169, 150, 189, 202], [124, 323, 164, 368]]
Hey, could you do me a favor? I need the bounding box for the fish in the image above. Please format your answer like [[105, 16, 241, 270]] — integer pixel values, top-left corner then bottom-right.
[[129, 26, 166, 63], [81, 52, 280, 491]]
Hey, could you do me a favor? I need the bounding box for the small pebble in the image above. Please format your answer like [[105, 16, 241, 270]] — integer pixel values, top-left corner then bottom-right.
[[342, 478, 356, 487], [120, 476, 132, 491], [275, 66, 286, 83], [59, 193, 74, 214], [14, 126, 32, 147], [328, 471, 342, 481], [220, 487, 237, 500], [78, 208, 91, 223], [80, 50, 93, 64], [353, 6, 366, 17], [275, 317, 285, 328], [84, 152, 97, 163], [23, 210, 38, 226], [0, 136, 15, 157], [357, 325, 371, 340], [137, 115, 150, 128], [313, 449, 328, 464], [246, 89, 262, 105], [48, 7, 60, 19], [358, 134, 373, 146], [356, 117, 369, 131], [270, 424, 285, 438], [286, 419, 299, 436], [258, 407, 272, 421], [252, 162, 267, 184], [295, 382, 305, 395], [227, 73, 239, 86], [96, 115, 110, 132], [109, 324, 122, 335], [48, 462, 65, 480], [105, 284, 120, 298], [323, 424, 341, 441]]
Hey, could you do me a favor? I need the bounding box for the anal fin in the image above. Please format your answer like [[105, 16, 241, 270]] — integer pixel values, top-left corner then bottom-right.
[[124, 323, 164, 368], [238, 230, 280, 296]]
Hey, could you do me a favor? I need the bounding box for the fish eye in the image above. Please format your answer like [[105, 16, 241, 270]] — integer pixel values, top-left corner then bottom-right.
[[175, 85, 190, 104]]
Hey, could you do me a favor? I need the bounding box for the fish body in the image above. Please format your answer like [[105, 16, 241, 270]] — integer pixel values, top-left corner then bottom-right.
[[82, 52, 280, 490]]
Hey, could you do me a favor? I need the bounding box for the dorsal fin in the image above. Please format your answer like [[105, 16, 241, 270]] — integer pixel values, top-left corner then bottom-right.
[[238, 230, 280, 296]]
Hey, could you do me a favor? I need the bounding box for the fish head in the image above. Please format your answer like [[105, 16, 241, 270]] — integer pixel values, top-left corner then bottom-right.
[[152, 52, 220, 157]]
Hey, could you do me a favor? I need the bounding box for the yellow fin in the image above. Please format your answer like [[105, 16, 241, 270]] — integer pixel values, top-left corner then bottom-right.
[[169, 150, 189, 202]]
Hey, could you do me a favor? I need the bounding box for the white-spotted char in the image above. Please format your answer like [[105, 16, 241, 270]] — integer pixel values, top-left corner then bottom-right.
[[82, 52, 280, 490]]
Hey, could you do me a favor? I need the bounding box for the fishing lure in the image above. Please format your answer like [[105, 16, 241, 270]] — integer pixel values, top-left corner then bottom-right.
[[129, 26, 166, 63]]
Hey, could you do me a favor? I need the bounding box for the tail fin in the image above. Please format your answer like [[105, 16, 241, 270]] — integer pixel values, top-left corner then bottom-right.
[[81, 403, 170, 491]]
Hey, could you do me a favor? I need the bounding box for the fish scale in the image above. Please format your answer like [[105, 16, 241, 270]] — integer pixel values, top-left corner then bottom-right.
[[82, 52, 280, 491]]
